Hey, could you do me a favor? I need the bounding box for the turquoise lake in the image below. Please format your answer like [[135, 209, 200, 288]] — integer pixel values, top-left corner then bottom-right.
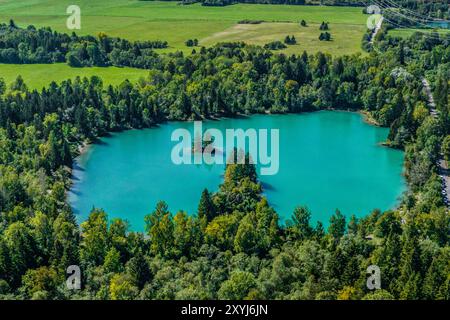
[[69, 111, 406, 231]]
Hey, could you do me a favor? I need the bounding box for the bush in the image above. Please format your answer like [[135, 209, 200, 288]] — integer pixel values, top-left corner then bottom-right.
[[320, 22, 329, 30], [319, 32, 331, 41], [0, 280, 10, 295], [238, 19, 264, 24], [263, 41, 287, 50], [284, 35, 297, 45], [185, 39, 198, 47]]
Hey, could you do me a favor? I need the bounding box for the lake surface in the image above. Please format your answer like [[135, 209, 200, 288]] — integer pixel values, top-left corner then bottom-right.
[[427, 21, 450, 29], [69, 111, 406, 231]]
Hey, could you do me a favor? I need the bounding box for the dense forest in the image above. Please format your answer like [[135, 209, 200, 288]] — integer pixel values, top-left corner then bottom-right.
[[0, 22, 167, 68], [0, 19, 449, 299]]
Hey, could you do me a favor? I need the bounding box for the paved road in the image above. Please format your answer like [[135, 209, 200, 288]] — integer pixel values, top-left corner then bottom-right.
[[370, 16, 384, 44], [422, 78, 450, 208]]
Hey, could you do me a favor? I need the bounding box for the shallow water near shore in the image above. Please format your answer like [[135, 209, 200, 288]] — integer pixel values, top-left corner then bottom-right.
[[69, 111, 406, 231]]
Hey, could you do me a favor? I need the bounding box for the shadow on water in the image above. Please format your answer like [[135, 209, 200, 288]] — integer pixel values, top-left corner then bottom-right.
[[69, 189, 82, 197], [71, 207, 80, 216], [72, 162, 85, 172], [223, 113, 250, 120], [101, 131, 113, 137], [93, 139, 109, 146], [261, 181, 276, 191]]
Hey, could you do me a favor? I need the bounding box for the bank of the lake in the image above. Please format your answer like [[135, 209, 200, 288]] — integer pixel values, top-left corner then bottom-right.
[[69, 111, 406, 231]]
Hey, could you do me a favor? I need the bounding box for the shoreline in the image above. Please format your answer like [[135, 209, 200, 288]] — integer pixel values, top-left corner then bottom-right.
[[65, 140, 91, 201], [77, 140, 91, 156], [359, 110, 381, 127]]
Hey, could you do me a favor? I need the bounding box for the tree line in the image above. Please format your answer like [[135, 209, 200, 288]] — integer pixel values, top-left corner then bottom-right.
[[0, 21, 167, 68]]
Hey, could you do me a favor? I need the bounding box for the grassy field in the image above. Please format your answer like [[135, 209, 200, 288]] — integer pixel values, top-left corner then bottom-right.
[[0, 0, 367, 56], [388, 28, 450, 38], [0, 1, 368, 88], [0, 64, 149, 89], [201, 22, 365, 56]]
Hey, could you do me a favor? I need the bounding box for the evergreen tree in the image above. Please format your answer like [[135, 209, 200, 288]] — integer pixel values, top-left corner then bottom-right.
[[291, 206, 313, 240], [198, 188, 216, 222], [328, 209, 346, 242]]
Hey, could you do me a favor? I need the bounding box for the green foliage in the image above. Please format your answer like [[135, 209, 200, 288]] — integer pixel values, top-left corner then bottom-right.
[[319, 22, 329, 31], [103, 247, 123, 274], [80, 209, 108, 266], [319, 32, 331, 41], [125, 251, 151, 289], [289, 206, 313, 241], [442, 135, 450, 161], [205, 214, 240, 250], [328, 209, 346, 242], [109, 273, 139, 300], [144, 201, 174, 257], [218, 270, 256, 300], [198, 188, 217, 222], [234, 198, 279, 254], [185, 39, 199, 47], [0, 23, 167, 68], [362, 289, 394, 300], [264, 41, 287, 50], [0, 22, 448, 300], [284, 35, 297, 45], [0, 1, 372, 56], [20, 266, 60, 299]]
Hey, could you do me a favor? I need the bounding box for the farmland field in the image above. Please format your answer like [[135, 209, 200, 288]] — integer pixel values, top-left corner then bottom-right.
[[0, 63, 149, 89], [0, 0, 367, 56]]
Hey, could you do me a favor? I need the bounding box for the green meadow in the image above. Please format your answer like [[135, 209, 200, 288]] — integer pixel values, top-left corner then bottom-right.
[[0, 0, 367, 55], [201, 22, 365, 56], [0, 0, 369, 88], [389, 28, 450, 38], [0, 64, 149, 89]]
